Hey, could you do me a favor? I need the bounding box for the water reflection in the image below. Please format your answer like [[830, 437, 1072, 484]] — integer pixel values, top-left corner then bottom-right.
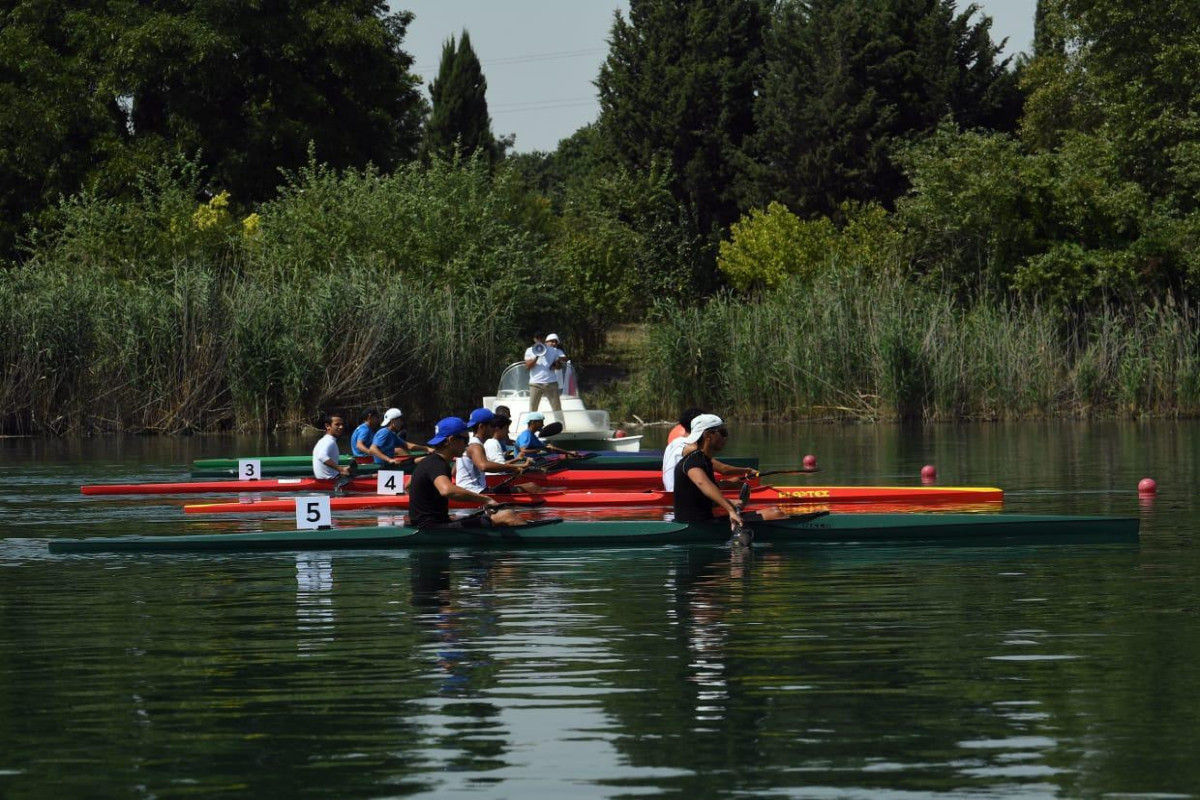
[[294, 556, 335, 653]]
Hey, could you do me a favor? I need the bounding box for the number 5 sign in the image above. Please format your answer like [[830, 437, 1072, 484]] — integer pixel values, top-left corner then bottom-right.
[[295, 496, 331, 530]]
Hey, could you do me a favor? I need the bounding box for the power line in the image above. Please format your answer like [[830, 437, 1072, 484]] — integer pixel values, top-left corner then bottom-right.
[[491, 96, 597, 112]]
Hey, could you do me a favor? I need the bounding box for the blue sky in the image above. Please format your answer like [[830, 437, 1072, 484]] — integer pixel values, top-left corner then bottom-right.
[[400, 1, 1037, 153]]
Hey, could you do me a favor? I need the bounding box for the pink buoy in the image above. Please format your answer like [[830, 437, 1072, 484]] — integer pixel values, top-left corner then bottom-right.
[[921, 465, 937, 480], [1138, 478, 1157, 495], [614, 429, 627, 438], [802, 454, 818, 469]]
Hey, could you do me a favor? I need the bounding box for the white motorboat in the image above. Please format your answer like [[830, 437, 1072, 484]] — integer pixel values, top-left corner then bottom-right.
[[482, 362, 642, 452]]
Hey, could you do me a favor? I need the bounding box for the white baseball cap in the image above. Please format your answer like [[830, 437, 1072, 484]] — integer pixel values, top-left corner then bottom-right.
[[545, 333, 560, 342], [382, 408, 403, 425], [683, 414, 724, 444]]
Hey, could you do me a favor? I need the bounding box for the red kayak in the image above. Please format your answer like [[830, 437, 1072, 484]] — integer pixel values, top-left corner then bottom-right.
[[84, 469, 682, 496], [183, 485, 1004, 514]]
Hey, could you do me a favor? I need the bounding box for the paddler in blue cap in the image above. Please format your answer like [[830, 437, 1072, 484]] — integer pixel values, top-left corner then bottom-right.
[[408, 416, 525, 529], [515, 413, 579, 459], [455, 408, 535, 494]]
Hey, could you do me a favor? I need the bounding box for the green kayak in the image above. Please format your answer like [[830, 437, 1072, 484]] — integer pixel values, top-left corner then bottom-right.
[[190, 454, 758, 478], [47, 513, 1138, 554]]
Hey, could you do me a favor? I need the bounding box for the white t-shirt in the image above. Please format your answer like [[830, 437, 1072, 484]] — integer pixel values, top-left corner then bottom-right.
[[455, 435, 488, 493], [484, 437, 508, 465], [524, 344, 565, 384], [661, 437, 688, 492], [312, 434, 340, 480]]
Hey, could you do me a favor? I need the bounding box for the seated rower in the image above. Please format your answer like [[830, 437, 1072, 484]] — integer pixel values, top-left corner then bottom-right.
[[368, 407, 431, 466], [662, 412, 757, 492], [312, 412, 353, 480], [673, 414, 783, 526], [409, 417, 525, 529], [516, 413, 578, 459], [350, 408, 380, 460], [492, 405, 518, 459], [456, 408, 534, 491]]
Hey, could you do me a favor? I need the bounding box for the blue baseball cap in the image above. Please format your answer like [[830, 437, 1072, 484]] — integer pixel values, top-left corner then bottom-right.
[[427, 416, 469, 446], [467, 408, 495, 428]]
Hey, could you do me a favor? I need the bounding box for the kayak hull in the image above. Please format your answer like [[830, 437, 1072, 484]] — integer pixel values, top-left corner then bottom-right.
[[190, 455, 757, 478], [183, 485, 1006, 515], [85, 469, 734, 495], [47, 513, 1138, 554]]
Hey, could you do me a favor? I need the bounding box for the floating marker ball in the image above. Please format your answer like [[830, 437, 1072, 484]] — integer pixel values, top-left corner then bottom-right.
[[614, 429, 627, 438], [1138, 478, 1157, 495], [921, 465, 937, 480], [802, 454, 818, 469]]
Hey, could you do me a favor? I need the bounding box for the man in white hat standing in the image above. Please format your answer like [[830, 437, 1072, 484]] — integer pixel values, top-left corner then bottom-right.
[[524, 332, 566, 413]]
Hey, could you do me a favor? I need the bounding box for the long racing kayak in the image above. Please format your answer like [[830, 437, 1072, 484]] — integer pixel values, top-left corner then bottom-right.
[[46, 513, 1139, 553], [183, 485, 1006, 514], [83, 469, 726, 495], [190, 454, 756, 478]]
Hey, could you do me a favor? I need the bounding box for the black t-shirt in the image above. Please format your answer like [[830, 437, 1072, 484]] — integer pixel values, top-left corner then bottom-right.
[[409, 452, 452, 527], [673, 450, 716, 522]]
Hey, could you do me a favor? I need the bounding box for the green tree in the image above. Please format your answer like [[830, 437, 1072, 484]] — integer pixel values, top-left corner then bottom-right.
[[0, 2, 114, 257], [596, 0, 766, 235], [422, 31, 499, 163], [747, 0, 1022, 219], [0, 0, 425, 259]]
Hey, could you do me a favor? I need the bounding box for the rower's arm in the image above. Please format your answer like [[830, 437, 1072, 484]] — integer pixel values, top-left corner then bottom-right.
[[713, 459, 757, 478], [433, 474, 497, 505], [686, 465, 741, 519], [469, 444, 522, 474], [368, 442, 404, 466]]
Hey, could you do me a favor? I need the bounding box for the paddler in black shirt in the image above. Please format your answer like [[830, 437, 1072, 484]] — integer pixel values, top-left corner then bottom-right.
[[408, 416, 525, 529], [672, 414, 745, 528]]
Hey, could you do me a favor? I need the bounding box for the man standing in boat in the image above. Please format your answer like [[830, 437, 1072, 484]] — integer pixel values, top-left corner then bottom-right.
[[524, 332, 567, 413], [409, 417, 525, 529], [312, 412, 353, 480]]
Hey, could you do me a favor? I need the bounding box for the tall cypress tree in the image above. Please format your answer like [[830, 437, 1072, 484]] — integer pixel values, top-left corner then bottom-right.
[[423, 31, 498, 163], [596, 0, 767, 234], [746, 0, 1022, 218]]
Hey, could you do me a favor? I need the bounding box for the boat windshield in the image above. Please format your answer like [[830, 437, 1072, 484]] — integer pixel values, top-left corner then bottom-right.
[[497, 361, 579, 398]]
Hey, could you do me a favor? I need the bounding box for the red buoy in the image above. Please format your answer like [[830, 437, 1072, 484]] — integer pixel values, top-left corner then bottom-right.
[[614, 429, 627, 438], [1138, 478, 1157, 495], [802, 454, 818, 469], [921, 465, 937, 480]]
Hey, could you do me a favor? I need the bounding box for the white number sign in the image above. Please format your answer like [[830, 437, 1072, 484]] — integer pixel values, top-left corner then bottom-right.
[[295, 496, 332, 530], [238, 459, 262, 481], [377, 470, 405, 495]]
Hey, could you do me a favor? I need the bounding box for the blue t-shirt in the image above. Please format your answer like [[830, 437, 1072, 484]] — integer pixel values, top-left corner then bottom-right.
[[515, 429, 544, 453], [371, 427, 410, 464], [350, 422, 375, 457]]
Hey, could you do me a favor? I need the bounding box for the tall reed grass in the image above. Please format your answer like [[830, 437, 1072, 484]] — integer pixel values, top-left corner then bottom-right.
[[626, 269, 1200, 421], [0, 262, 519, 434]]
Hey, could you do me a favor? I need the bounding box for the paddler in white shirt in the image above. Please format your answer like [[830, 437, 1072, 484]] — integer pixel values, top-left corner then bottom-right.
[[312, 412, 353, 480], [455, 408, 534, 493]]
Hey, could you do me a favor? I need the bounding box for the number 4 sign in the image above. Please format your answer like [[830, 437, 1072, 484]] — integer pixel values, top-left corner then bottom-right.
[[377, 470, 405, 495], [295, 496, 331, 530]]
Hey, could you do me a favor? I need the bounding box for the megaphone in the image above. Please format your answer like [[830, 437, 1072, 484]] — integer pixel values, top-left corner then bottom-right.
[[531, 342, 547, 357]]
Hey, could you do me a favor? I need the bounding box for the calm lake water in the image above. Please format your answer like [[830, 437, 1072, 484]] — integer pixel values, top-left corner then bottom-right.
[[2, 422, 1198, 799]]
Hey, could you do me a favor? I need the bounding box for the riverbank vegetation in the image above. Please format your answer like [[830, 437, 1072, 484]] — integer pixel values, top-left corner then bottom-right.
[[3, 0, 1199, 433]]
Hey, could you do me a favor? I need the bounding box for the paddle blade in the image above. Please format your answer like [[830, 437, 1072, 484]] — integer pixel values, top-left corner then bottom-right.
[[738, 481, 752, 507], [541, 421, 564, 437]]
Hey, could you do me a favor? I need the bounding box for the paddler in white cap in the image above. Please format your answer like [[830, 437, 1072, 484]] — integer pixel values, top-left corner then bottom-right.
[[367, 407, 431, 466], [515, 412, 578, 458]]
